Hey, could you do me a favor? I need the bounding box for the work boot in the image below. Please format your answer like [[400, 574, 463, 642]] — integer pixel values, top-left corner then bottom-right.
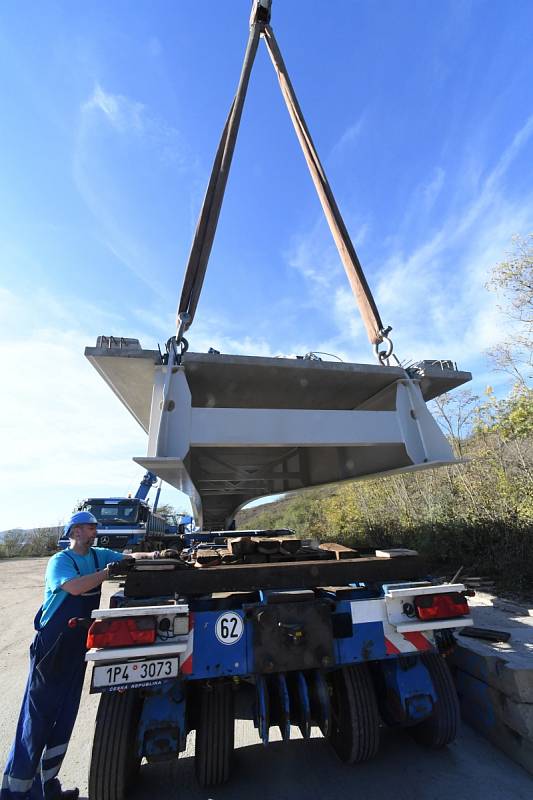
[[58, 791, 79, 800], [45, 783, 79, 800]]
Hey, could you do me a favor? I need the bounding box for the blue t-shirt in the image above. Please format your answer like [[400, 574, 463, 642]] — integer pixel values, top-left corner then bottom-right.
[[40, 547, 125, 627]]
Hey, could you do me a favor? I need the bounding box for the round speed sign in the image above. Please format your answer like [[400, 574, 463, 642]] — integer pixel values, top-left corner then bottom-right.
[[215, 612, 244, 645]]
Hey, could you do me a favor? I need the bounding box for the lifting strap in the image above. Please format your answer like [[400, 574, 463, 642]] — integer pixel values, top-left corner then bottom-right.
[[177, 0, 391, 355]]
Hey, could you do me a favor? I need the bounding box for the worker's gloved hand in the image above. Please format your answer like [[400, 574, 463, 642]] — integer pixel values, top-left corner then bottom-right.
[[106, 557, 136, 578]]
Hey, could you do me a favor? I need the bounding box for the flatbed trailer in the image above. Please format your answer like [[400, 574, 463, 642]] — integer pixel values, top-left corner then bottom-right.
[[84, 543, 473, 800]]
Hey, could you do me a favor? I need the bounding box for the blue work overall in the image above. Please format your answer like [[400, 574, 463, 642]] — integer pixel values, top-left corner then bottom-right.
[[1, 551, 102, 800]]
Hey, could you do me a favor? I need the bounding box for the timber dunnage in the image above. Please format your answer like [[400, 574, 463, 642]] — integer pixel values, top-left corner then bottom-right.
[[124, 554, 426, 597], [319, 543, 360, 560]]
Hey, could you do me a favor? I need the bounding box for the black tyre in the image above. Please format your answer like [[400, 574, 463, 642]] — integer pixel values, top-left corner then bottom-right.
[[89, 690, 143, 800], [195, 681, 234, 787], [328, 664, 380, 764], [410, 653, 459, 748]]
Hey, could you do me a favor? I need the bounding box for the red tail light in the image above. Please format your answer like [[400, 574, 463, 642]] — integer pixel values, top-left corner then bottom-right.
[[87, 617, 156, 648], [414, 592, 469, 621]]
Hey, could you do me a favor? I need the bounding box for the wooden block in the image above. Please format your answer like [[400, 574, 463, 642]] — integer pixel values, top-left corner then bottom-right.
[[375, 548, 418, 558], [215, 548, 237, 565], [243, 553, 269, 564], [279, 538, 302, 555], [268, 549, 336, 563], [316, 549, 337, 560], [319, 542, 360, 560], [293, 550, 329, 561], [257, 539, 281, 555], [195, 552, 221, 567], [230, 537, 257, 556]]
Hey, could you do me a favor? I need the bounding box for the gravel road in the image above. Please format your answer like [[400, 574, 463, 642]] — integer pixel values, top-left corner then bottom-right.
[[1, 558, 531, 800]]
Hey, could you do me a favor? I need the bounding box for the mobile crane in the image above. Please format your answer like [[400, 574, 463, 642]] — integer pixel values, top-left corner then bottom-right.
[[57, 472, 177, 551]]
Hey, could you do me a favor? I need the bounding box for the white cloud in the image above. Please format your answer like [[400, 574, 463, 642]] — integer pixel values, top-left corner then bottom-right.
[[280, 115, 533, 389], [0, 287, 190, 530], [80, 83, 192, 166], [373, 117, 533, 370], [83, 84, 145, 133], [329, 115, 366, 160], [423, 166, 445, 210], [285, 212, 361, 293], [332, 286, 365, 345], [183, 312, 277, 358], [129, 305, 277, 358], [0, 282, 296, 531], [454, 114, 533, 239], [371, 209, 530, 375], [131, 306, 174, 338], [72, 84, 198, 299]]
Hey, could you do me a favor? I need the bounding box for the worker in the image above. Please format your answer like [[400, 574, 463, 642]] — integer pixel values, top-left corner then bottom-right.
[[0, 511, 147, 800]]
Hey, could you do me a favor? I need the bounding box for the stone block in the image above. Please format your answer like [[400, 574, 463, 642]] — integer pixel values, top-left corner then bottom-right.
[[455, 668, 533, 739]]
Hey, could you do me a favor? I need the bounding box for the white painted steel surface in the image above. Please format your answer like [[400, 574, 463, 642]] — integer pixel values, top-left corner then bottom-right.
[[91, 605, 188, 618], [86, 641, 187, 662], [86, 341, 471, 528], [384, 582, 473, 630]]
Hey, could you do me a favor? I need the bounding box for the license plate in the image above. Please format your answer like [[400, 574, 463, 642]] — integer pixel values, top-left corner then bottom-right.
[[92, 657, 179, 691]]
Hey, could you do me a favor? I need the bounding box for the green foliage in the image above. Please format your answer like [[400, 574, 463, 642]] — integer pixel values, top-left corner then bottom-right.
[[154, 503, 178, 519], [239, 373, 533, 596], [495, 389, 533, 440], [475, 386, 533, 440]]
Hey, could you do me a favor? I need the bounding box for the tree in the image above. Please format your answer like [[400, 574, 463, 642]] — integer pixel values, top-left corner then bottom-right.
[[486, 233, 532, 389], [25, 527, 61, 556], [0, 530, 27, 558], [430, 389, 480, 456], [154, 503, 191, 524]]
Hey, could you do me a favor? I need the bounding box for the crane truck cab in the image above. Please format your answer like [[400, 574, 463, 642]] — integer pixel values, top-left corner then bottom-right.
[[57, 496, 168, 551]]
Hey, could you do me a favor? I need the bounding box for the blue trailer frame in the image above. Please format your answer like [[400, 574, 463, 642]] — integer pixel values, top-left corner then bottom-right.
[[86, 567, 470, 797]]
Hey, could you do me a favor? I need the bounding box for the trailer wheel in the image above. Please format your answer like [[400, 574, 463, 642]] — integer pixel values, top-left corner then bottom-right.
[[195, 681, 234, 787], [328, 664, 380, 764], [410, 653, 459, 748], [89, 690, 143, 800]]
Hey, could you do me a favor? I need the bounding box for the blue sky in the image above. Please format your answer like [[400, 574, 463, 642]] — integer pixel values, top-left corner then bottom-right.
[[1, 0, 532, 530]]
